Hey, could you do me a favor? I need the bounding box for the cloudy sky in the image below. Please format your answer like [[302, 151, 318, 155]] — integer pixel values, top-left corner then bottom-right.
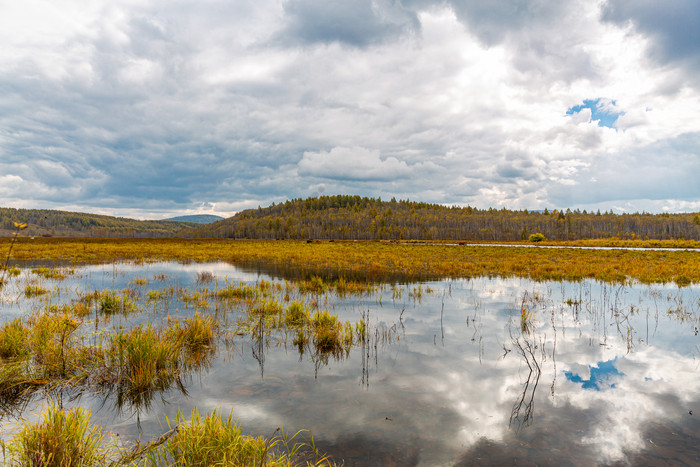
[[1, 0, 699, 219]]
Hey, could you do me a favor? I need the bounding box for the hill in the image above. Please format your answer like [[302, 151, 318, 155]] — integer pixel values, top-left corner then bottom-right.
[[187, 195, 700, 241], [0, 207, 194, 238], [162, 214, 224, 224]]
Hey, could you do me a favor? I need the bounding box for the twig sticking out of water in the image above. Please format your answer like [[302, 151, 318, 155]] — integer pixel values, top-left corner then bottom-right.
[[1, 221, 27, 290]]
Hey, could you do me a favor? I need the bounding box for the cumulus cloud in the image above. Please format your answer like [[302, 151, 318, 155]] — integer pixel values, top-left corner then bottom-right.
[[0, 0, 698, 217], [298, 146, 412, 180], [601, 0, 700, 77], [278, 0, 419, 48]]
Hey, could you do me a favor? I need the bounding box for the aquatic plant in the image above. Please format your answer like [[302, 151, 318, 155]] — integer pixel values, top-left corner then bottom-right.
[[24, 284, 50, 298], [0, 318, 29, 360], [211, 283, 258, 301], [0, 221, 27, 290], [520, 305, 534, 334], [109, 325, 180, 395], [141, 409, 283, 466], [29, 311, 82, 378], [297, 276, 327, 296], [284, 301, 310, 328], [168, 314, 217, 371], [98, 290, 137, 315], [130, 277, 148, 287], [311, 310, 352, 354], [31, 267, 75, 280], [196, 271, 215, 284], [4, 238, 700, 285], [1, 402, 111, 467]]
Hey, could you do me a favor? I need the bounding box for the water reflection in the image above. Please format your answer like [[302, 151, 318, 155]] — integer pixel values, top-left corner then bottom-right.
[[1, 262, 700, 465], [565, 358, 623, 391]]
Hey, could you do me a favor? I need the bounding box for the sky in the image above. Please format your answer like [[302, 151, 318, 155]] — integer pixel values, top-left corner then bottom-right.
[[1, 0, 699, 219]]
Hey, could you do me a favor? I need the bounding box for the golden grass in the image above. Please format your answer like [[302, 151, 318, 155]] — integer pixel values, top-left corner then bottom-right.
[[1, 404, 335, 467], [1, 403, 109, 466], [1, 238, 698, 285]]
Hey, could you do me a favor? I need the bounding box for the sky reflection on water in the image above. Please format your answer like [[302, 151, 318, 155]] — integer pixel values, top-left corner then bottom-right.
[[1, 262, 700, 465]]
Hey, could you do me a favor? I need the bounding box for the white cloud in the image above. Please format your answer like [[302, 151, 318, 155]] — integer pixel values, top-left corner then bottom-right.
[[0, 0, 698, 217], [298, 146, 412, 180]]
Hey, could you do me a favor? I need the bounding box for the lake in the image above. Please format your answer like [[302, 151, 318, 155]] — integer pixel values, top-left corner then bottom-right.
[[1, 261, 700, 465]]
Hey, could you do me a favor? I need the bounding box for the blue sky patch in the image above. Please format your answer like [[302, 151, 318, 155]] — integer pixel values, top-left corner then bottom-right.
[[565, 358, 624, 391], [567, 98, 624, 128]]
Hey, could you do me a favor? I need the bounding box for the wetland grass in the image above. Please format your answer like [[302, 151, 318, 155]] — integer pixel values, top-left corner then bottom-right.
[[31, 267, 75, 281], [284, 302, 310, 328], [0, 265, 393, 467], [1, 403, 111, 467], [140, 409, 315, 467], [2, 238, 699, 285], [24, 284, 50, 298], [310, 310, 353, 355], [1, 404, 335, 467], [98, 290, 137, 316]]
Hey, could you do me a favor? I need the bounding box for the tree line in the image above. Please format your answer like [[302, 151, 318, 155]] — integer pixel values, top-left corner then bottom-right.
[[4, 196, 700, 241], [0, 208, 193, 238], [189, 195, 700, 241]]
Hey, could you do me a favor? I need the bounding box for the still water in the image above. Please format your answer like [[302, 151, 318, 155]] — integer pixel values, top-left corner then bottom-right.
[[2, 261, 700, 465]]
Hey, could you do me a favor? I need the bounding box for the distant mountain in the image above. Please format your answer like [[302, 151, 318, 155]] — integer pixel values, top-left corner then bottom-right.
[[185, 194, 700, 241], [0, 207, 194, 238], [163, 214, 224, 224]]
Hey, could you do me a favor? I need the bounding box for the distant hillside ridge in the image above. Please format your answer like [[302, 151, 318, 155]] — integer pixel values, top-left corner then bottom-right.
[[186, 194, 700, 241], [0, 207, 194, 238], [163, 214, 224, 224]]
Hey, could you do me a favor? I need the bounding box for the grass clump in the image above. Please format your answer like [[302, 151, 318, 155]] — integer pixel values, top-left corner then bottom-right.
[[98, 290, 137, 315], [311, 310, 352, 354], [6, 266, 21, 277], [1, 403, 110, 467], [109, 325, 180, 395], [29, 311, 83, 378], [251, 299, 284, 318], [24, 284, 50, 298], [31, 267, 74, 280], [284, 302, 310, 328], [142, 409, 279, 466], [0, 318, 29, 361], [675, 274, 692, 287], [298, 276, 327, 295], [141, 409, 333, 467], [212, 283, 258, 301], [1, 405, 335, 467], [168, 314, 217, 370], [172, 314, 217, 351]]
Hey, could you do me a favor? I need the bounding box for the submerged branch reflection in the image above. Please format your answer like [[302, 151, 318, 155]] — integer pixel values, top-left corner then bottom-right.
[[508, 332, 543, 432]]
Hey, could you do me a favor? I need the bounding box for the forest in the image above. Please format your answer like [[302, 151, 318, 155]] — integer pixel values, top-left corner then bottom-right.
[[3, 196, 700, 241], [0, 207, 193, 238], [188, 195, 700, 241]]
